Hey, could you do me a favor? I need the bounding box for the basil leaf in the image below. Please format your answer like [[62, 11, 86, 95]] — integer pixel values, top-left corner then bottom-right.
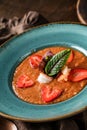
[[45, 49, 71, 76]]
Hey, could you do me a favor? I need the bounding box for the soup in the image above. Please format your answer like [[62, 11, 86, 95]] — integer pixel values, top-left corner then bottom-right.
[[12, 47, 87, 104]]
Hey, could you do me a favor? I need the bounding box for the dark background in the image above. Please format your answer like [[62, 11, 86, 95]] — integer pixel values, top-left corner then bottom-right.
[[0, 0, 79, 23]]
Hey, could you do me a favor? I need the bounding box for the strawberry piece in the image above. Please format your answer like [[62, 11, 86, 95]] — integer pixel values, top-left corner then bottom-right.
[[29, 55, 42, 68], [68, 68, 87, 82], [67, 51, 74, 63], [16, 75, 34, 88], [41, 85, 63, 102]]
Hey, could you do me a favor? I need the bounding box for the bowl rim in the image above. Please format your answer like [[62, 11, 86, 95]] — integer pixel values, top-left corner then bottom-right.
[[0, 106, 87, 122], [0, 21, 85, 48]]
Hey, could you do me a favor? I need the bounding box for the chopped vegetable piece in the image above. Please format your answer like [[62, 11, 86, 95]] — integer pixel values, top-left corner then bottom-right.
[[29, 55, 42, 68], [68, 68, 87, 82], [45, 49, 71, 76], [58, 66, 71, 82], [41, 85, 63, 102], [39, 51, 54, 71], [16, 75, 34, 88], [43, 50, 54, 62], [37, 72, 53, 83], [62, 66, 71, 75], [67, 51, 74, 63]]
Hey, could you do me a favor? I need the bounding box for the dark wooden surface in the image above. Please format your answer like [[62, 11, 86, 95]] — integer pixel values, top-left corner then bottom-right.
[[0, 0, 79, 23]]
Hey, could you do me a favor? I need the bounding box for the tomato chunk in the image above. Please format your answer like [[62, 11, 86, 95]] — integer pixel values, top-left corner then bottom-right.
[[67, 51, 74, 63], [68, 68, 87, 82], [29, 55, 42, 68], [16, 75, 34, 88], [41, 85, 63, 102]]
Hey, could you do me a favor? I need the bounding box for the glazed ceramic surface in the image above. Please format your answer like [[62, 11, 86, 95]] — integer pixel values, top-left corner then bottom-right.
[[0, 23, 87, 122], [77, 0, 87, 24]]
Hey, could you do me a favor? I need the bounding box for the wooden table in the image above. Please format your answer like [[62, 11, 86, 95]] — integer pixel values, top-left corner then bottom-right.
[[0, 0, 79, 23]]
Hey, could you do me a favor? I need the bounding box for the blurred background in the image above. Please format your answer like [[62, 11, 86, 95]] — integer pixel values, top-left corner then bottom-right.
[[0, 0, 79, 22]]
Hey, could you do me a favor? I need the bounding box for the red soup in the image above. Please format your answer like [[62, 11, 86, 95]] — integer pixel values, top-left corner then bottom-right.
[[12, 47, 87, 104]]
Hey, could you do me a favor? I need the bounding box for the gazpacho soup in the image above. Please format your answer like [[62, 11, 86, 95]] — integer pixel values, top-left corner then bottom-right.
[[12, 46, 87, 104]]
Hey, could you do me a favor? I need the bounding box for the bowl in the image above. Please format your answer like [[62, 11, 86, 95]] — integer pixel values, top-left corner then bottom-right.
[[0, 23, 87, 122]]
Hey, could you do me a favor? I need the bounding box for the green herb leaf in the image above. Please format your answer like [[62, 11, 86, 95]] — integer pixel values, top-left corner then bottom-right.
[[45, 49, 71, 76]]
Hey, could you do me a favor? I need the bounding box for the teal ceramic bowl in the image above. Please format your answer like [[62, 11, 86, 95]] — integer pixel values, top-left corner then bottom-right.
[[0, 23, 87, 122]]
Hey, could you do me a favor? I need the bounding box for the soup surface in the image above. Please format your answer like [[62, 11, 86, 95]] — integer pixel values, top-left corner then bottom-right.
[[12, 47, 87, 104]]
